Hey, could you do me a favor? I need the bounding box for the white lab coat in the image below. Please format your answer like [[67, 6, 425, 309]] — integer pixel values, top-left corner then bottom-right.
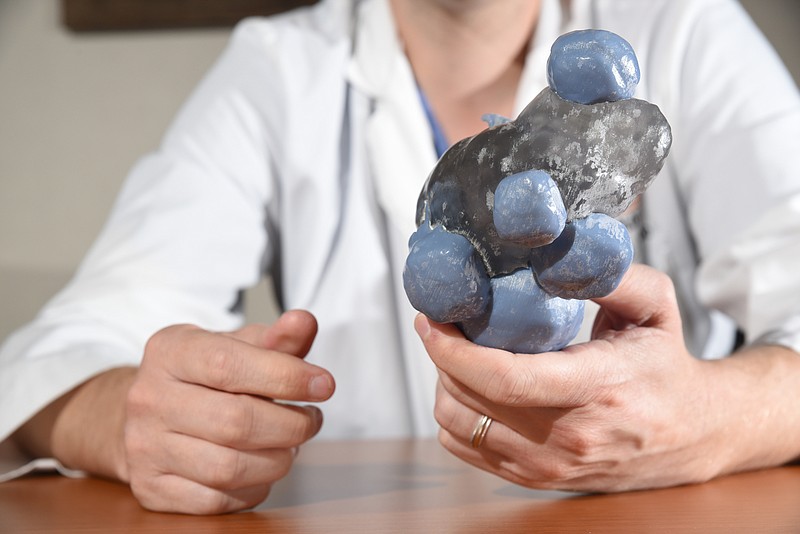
[[2, 0, 800, 481]]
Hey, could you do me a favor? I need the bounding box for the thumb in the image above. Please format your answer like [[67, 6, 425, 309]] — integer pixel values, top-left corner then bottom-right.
[[230, 309, 319, 358], [591, 263, 682, 337]]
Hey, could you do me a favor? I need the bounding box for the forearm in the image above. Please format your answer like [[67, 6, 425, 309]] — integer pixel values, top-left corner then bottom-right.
[[12, 367, 136, 483], [708, 344, 800, 476]]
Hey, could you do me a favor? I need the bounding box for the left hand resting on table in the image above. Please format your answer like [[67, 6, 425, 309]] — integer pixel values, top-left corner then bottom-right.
[[416, 263, 800, 492]]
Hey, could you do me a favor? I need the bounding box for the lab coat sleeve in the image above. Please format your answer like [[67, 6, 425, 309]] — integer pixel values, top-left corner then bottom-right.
[[668, 0, 800, 350], [0, 19, 286, 476]]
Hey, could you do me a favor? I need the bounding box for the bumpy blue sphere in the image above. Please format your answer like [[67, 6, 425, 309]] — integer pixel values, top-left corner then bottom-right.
[[493, 170, 567, 248], [531, 213, 633, 299], [459, 268, 584, 353], [403, 223, 490, 324], [547, 29, 640, 104]]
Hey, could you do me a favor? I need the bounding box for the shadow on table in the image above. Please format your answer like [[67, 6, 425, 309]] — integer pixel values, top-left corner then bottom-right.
[[258, 460, 459, 509]]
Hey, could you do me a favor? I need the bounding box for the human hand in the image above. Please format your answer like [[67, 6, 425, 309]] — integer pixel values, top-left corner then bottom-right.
[[418, 264, 723, 492], [123, 310, 335, 514]]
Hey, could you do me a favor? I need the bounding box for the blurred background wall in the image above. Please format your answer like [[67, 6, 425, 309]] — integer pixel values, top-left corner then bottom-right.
[[1, 0, 799, 342]]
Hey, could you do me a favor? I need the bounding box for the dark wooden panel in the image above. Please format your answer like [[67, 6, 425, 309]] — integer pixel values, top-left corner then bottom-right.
[[62, 0, 318, 32]]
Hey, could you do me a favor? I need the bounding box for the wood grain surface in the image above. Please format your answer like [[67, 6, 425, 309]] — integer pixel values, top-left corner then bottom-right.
[[1, 439, 799, 533]]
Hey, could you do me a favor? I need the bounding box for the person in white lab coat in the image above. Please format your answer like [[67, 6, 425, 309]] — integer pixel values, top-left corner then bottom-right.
[[2, 0, 800, 515]]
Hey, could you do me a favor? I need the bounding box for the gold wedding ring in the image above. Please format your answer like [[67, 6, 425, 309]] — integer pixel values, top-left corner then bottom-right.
[[470, 414, 493, 449]]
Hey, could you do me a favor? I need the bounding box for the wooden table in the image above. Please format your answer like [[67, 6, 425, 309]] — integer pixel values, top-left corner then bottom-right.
[[2, 439, 799, 533]]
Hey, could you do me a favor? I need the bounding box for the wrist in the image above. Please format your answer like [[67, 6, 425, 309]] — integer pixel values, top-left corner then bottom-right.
[[50, 367, 137, 482], [703, 345, 800, 477]]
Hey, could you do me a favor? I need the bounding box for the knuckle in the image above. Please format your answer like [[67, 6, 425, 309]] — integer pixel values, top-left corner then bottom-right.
[[129, 468, 256, 515], [268, 449, 294, 481], [233, 323, 262, 342], [187, 488, 244, 515], [437, 427, 451, 449], [432, 394, 459, 431], [655, 269, 676, 292], [215, 397, 254, 447], [200, 495, 235, 516], [275, 362, 313, 398], [142, 329, 168, 360], [530, 459, 572, 482], [124, 381, 167, 432], [122, 422, 150, 460], [207, 448, 246, 489], [144, 324, 192, 359], [128, 477, 157, 509], [651, 271, 677, 305], [124, 380, 151, 415], [285, 409, 319, 445], [485, 360, 535, 406], [129, 474, 183, 514], [563, 432, 595, 458], [203, 342, 240, 391]]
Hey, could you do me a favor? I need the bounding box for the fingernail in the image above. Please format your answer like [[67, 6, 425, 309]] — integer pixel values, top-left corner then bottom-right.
[[309, 375, 332, 400], [414, 313, 431, 339]]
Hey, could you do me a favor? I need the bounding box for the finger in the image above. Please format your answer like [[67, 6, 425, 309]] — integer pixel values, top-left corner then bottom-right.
[[434, 379, 511, 458], [434, 370, 508, 428], [417, 313, 545, 406], [156, 432, 295, 492], [142, 382, 323, 449], [436, 369, 567, 441], [131, 471, 272, 514], [229, 309, 318, 357], [145, 326, 335, 402], [435, 372, 568, 450], [591, 263, 681, 336], [434, 379, 496, 449], [434, 386, 550, 488], [416, 314, 612, 408], [434, 386, 594, 492], [437, 424, 576, 492]]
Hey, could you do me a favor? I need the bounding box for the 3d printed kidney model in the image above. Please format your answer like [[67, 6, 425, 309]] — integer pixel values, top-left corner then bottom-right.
[[403, 29, 672, 353]]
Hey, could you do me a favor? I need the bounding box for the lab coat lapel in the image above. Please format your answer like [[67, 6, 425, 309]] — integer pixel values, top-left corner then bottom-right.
[[346, 0, 437, 240], [347, 0, 574, 237], [346, 0, 441, 435]]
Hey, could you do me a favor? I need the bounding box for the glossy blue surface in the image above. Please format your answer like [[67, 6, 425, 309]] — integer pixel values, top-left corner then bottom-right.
[[531, 213, 633, 300], [547, 29, 640, 104], [459, 268, 585, 354], [403, 223, 490, 324], [493, 170, 567, 248]]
